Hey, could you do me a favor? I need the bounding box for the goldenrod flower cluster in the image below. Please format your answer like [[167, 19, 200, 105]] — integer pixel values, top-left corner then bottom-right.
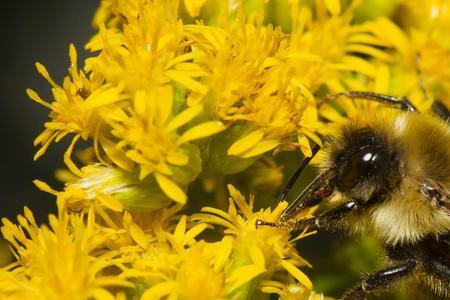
[[1, 0, 449, 299]]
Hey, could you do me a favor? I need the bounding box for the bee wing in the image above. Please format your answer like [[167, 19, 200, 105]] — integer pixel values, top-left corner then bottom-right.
[[422, 233, 450, 265], [421, 182, 449, 207]]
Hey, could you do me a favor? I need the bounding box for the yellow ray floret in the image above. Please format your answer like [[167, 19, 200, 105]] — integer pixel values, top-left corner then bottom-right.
[[28, 45, 125, 164], [0, 206, 132, 300], [105, 87, 225, 204], [193, 185, 316, 293]]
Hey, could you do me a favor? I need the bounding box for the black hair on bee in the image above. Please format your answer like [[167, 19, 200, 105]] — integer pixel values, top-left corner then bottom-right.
[[257, 91, 450, 299]]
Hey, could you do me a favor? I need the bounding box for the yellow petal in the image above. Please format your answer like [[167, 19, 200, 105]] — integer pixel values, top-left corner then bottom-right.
[[33, 180, 58, 195], [156, 162, 173, 176], [128, 221, 149, 249], [100, 135, 134, 171], [348, 34, 391, 47], [214, 236, 233, 272], [69, 43, 77, 68], [240, 140, 280, 158], [226, 264, 266, 294], [374, 17, 409, 55], [165, 105, 203, 132], [83, 87, 125, 109], [280, 260, 312, 289], [174, 63, 209, 77], [179, 121, 225, 143], [319, 104, 348, 124], [184, 0, 207, 17], [87, 289, 116, 300], [228, 130, 264, 156], [141, 281, 180, 300], [287, 52, 324, 62], [262, 57, 280, 68], [324, 0, 341, 16], [154, 173, 187, 204], [166, 70, 208, 94], [344, 44, 392, 62], [184, 223, 208, 244], [133, 90, 147, 115], [156, 86, 174, 126], [64, 135, 84, 177], [249, 246, 265, 267], [34, 131, 58, 160], [157, 33, 175, 51], [166, 152, 189, 166], [302, 129, 322, 149], [26, 89, 52, 109], [139, 164, 153, 180], [166, 50, 206, 69], [174, 215, 187, 242], [298, 134, 312, 157], [335, 56, 376, 78], [93, 276, 134, 288], [96, 193, 124, 212], [35, 62, 58, 88], [260, 286, 283, 295], [374, 65, 390, 93]]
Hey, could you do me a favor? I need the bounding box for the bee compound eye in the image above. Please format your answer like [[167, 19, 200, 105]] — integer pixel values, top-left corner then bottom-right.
[[340, 148, 382, 189]]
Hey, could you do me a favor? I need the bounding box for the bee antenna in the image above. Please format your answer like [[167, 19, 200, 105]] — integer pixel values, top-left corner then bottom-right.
[[277, 144, 321, 201]]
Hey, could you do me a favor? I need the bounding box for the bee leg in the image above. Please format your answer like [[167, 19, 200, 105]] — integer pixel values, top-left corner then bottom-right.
[[322, 91, 417, 112], [257, 200, 360, 231], [341, 260, 417, 300], [289, 200, 361, 232], [422, 257, 450, 296]]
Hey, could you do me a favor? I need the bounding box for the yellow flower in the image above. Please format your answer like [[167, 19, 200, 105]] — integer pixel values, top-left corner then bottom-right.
[[316, 11, 448, 126], [86, 0, 227, 203], [103, 87, 225, 204], [34, 163, 169, 213], [120, 213, 228, 299], [31, 0, 228, 204], [0, 206, 132, 300], [396, 0, 450, 108], [86, 0, 209, 96], [185, 11, 323, 158], [262, 280, 332, 300], [27, 44, 125, 173], [17, 1, 450, 299], [184, 0, 208, 17], [193, 185, 315, 296], [288, 2, 402, 92], [414, 33, 450, 108], [398, 0, 450, 32], [136, 240, 228, 300], [91, 185, 316, 300]]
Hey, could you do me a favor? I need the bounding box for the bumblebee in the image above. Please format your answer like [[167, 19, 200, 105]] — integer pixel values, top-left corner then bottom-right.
[[257, 91, 450, 299]]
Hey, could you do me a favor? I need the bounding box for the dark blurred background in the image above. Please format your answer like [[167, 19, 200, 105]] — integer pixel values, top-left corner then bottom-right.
[[0, 1, 99, 223]]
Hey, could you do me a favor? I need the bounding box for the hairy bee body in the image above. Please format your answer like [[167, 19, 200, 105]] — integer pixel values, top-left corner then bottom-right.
[[321, 111, 450, 297], [323, 111, 450, 244], [256, 92, 450, 298]]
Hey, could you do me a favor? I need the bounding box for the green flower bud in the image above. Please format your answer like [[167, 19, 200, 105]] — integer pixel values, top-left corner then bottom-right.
[[71, 164, 172, 211]]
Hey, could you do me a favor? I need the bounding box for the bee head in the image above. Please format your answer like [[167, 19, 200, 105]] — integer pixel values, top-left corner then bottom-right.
[[328, 126, 395, 201], [280, 125, 400, 221]]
